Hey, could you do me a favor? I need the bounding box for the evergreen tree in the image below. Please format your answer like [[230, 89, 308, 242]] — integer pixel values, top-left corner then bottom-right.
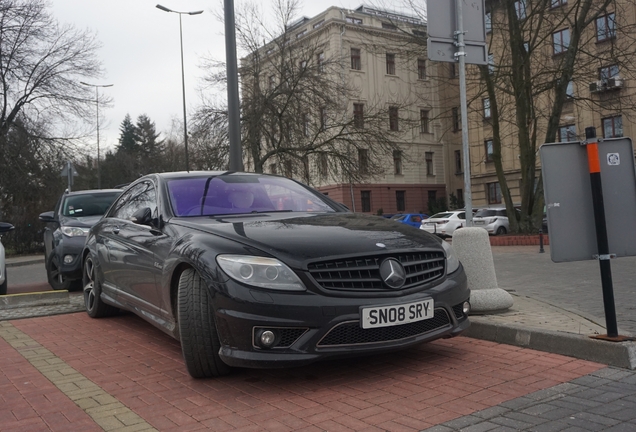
[[117, 114, 138, 152]]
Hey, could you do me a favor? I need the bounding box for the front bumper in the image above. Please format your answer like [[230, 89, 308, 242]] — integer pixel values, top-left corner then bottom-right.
[[211, 268, 470, 369], [53, 236, 87, 280]]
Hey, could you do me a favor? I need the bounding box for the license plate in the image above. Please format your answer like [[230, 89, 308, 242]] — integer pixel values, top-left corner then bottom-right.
[[474, 220, 485, 225], [360, 299, 434, 329]]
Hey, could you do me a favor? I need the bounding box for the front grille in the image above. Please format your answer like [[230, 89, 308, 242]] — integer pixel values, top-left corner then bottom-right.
[[277, 328, 307, 348], [307, 252, 445, 292], [317, 308, 451, 347]]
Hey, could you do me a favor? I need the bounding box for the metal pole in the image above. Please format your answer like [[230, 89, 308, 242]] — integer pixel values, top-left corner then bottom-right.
[[225, 0, 243, 171], [455, 0, 472, 226], [95, 87, 101, 189], [585, 126, 618, 337], [178, 13, 190, 172]]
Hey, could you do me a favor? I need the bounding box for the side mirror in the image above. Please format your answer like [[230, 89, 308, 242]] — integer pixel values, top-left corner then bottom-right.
[[131, 207, 152, 226], [0, 222, 14, 234], [39, 211, 55, 223]]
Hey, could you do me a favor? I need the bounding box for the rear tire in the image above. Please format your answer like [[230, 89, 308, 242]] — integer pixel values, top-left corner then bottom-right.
[[83, 254, 117, 318], [178, 268, 231, 378], [496, 226, 507, 235]]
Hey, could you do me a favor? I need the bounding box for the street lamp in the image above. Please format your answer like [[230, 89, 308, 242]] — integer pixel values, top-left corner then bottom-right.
[[80, 81, 113, 189], [156, 4, 203, 172]]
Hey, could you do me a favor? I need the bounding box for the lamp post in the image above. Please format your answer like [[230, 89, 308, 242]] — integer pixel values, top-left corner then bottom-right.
[[80, 82, 113, 189], [156, 4, 203, 172]]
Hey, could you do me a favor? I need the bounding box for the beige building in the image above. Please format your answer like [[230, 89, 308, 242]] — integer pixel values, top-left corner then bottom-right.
[[242, 6, 462, 215]]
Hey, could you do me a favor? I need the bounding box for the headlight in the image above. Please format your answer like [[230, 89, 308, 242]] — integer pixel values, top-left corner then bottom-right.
[[216, 255, 306, 291], [442, 241, 460, 274], [61, 226, 90, 237]]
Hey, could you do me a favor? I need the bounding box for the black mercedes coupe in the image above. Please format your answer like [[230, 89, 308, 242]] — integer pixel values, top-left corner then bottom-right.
[[82, 171, 470, 378]]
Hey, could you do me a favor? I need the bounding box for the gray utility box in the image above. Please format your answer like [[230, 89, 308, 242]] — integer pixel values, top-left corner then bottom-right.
[[540, 138, 636, 263]]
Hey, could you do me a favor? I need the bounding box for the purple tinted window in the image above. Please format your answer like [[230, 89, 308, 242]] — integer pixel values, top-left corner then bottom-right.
[[167, 175, 336, 217]]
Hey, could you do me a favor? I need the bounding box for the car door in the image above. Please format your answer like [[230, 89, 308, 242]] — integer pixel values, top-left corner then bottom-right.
[[100, 180, 163, 314]]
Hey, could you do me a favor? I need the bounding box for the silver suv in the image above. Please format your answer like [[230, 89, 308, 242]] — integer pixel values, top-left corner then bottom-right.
[[472, 207, 515, 235]]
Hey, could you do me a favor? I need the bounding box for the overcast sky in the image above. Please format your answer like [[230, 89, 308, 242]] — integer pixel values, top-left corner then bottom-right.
[[51, 0, 372, 154]]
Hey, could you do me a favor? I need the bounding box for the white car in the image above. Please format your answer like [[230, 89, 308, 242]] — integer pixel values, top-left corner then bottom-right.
[[472, 207, 517, 235], [0, 222, 15, 295], [420, 211, 468, 238]]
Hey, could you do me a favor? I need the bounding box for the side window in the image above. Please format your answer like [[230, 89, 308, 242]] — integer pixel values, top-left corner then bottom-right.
[[458, 212, 466, 220], [110, 181, 157, 221], [498, 210, 507, 217]]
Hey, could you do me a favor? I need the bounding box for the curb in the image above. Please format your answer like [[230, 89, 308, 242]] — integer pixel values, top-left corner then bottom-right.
[[6, 258, 44, 268], [464, 320, 636, 370], [0, 291, 69, 309]]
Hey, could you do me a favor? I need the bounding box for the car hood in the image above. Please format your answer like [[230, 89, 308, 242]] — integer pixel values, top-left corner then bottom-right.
[[59, 215, 103, 228], [171, 213, 443, 266]]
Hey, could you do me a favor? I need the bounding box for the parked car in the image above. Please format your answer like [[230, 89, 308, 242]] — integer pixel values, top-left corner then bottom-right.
[[390, 213, 429, 228], [420, 210, 469, 238], [81, 171, 471, 378], [0, 222, 15, 295], [472, 207, 518, 235], [39, 189, 122, 290]]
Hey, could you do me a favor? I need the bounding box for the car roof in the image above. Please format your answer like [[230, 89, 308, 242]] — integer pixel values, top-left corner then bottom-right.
[[153, 171, 268, 180], [64, 189, 122, 196]]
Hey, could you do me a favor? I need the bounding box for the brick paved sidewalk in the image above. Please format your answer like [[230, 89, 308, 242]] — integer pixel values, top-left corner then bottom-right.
[[1, 312, 604, 431]]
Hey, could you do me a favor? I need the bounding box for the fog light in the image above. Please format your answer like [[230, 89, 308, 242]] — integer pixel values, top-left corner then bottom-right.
[[462, 301, 471, 315], [260, 330, 276, 348], [63, 255, 74, 264]]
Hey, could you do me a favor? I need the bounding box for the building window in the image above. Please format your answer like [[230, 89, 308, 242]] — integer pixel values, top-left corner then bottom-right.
[[566, 81, 575, 98], [551, 0, 567, 7], [487, 182, 502, 204], [552, 29, 570, 55], [302, 113, 309, 137], [417, 58, 426, 79], [600, 64, 619, 81], [317, 52, 325, 73], [382, 22, 397, 30], [558, 124, 577, 141], [485, 139, 494, 162], [318, 154, 328, 177], [483, 98, 491, 119], [296, 29, 307, 39], [319, 107, 327, 130], [386, 53, 396, 75], [313, 20, 325, 29], [270, 163, 277, 174], [353, 103, 364, 128], [420, 109, 429, 133], [485, 11, 492, 33], [603, 116, 623, 138], [389, 106, 399, 131], [361, 191, 371, 212], [596, 13, 616, 42], [488, 53, 495, 74], [515, 0, 526, 19], [455, 150, 462, 174], [346, 16, 363, 25], [425, 152, 434, 176], [457, 189, 464, 206], [393, 150, 403, 175], [358, 148, 369, 175], [428, 190, 437, 205], [452, 107, 461, 132], [450, 63, 457, 78], [396, 191, 406, 212], [350, 48, 361, 70]]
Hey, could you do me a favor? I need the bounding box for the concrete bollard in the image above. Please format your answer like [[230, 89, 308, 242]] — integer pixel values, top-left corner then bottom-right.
[[451, 227, 513, 313]]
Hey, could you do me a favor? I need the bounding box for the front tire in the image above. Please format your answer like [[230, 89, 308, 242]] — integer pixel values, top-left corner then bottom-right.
[[47, 254, 76, 291], [496, 226, 507, 235], [178, 268, 231, 378], [83, 254, 117, 318]]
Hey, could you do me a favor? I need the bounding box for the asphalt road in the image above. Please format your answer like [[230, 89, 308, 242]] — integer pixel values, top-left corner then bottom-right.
[[5, 261, 50, 293], [492, 245, 636, 336]]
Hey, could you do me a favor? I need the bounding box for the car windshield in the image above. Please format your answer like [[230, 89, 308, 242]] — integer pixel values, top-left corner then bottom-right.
[[61, 192, 121, 217], [168, 175, 338, 217], [430, 212, 453, 219], [475, 209, 497, 217]]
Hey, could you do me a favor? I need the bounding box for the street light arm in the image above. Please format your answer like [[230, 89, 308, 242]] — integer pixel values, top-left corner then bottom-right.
[[189, 10, 204, 15], [156, 4, 172, 12]]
